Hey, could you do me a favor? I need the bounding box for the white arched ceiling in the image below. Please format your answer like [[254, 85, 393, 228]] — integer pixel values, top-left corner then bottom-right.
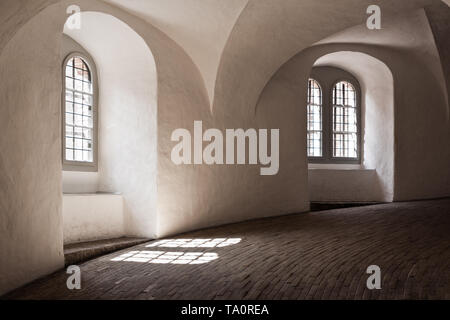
[[314, 52, 394, 202], [213, 0, 438, 117], [104, 0, 249, 106], [64, 12, 158, 238]]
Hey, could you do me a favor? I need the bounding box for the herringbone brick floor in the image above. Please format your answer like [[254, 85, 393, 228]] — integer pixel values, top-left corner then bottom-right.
[[4, 199, 450, 300]]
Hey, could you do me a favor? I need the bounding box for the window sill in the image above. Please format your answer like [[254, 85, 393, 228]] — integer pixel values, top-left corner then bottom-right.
[[63, 164, 98, 173], [308, 163, 365, 170]]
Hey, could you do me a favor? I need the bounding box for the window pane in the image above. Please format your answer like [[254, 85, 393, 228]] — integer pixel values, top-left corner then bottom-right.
[[82, 70, 90, 82], [66, 77, 73, 90], [83, 94, 92, 106], [74, 57, 83, 69], [83, 105, 92, 117], [83, 128, 92, 140], [75, 149, 83, 161], [75, 79, 83, 92], [66, 137, 73, 148], [74, 115, 83, 126], [66, 113, 73, 125], [66, 126, 74, 137], [307, 79, 322, 157], [74, 127, 83, 138], [66, 149, 74, 161], [83, 140, 92, 150], [66, 102, 73, 113], [83, 81, 92, 94], [74, 138, 82, 149], [74, 103, 82, 115], [65, 90, 73, 102], [74, 92, 83, 104]]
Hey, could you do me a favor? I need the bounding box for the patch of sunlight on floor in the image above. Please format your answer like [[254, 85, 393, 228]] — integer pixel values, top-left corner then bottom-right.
[[110, 250, 219, 265], [145, 238, 242, 248]]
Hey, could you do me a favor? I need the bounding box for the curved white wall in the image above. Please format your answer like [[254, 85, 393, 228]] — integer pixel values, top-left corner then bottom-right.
[[1, 0, 449, 295], [0, 4, 65, 296]]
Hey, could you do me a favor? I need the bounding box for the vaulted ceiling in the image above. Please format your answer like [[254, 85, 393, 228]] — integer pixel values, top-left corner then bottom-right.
[[104, 0, 249, 104], [1, 0, 445, 110], [102, 0, 442, 112]]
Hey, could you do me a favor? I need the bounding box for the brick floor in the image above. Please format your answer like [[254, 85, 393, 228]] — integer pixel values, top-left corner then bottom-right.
[[3, 199, 450, 300]]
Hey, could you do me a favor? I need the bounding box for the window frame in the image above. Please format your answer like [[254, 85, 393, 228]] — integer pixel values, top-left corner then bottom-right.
[[307, 68, 362, 164], [306, 78, 324, 159], [62, 52, 99, 172]]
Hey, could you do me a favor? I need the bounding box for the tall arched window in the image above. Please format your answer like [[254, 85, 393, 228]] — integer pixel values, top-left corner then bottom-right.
[[63, 54, 97, 170], [307, 79, 322, 157], [332, 81, 358, 158], [307, 67, 361, 164]]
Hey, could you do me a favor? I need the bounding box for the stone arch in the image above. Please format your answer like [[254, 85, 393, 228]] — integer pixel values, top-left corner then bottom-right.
[[63, 11, 158, 238], [0, 0, 211, 294]]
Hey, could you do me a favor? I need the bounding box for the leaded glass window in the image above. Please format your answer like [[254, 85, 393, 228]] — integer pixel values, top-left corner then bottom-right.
[[307, 79, 322, 157], [332, 81, 358, 158], [64, 56, 94, 163]]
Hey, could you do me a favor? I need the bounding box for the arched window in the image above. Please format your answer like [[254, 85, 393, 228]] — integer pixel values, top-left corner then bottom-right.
[[332, 81, 358, 159], [307, 79, 322, 157], [63, 54, 97, 170], [307, 67, 361, 164]]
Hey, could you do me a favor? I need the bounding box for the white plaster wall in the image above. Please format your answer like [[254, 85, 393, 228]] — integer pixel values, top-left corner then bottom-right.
[[62, 171, 99, 194], [63, 194, 124, 244], [0, 4, 65, 296], [308, 169, 382, 203]]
